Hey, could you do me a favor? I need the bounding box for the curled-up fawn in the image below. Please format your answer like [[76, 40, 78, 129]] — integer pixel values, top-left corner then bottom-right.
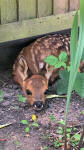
[[13, 34, 71, 110]]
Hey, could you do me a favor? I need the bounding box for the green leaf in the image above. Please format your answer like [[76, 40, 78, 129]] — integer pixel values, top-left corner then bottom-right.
[[70, 11, 78, 68], [67, 134, 70, 139], [59, 51, 68, 62], [73, 133, 81, 141], [65, 10, 79, 123], [25, 127, 30, 133], [65, 0, 84, 123], [50, 115, 56, 121], [54, 140, 59, 148], [43, 146, 48, 150], [0, 90, 4, 97], [81, 48, 84, 61], [21, 120, 28, 125], [74, 73, 84, 98], [0, 90, 4, 102], [57, 70, 84, 98], [58, 120, 65, 125], [14, 141, 20, 145], [67, 128, 72, 133], [56, 70, 69, 95], [55, 62, 66, 69], [0, 98, 3, 102], [58, 129, 63, 134], [81, 148, 84, 150], [58, 126, 63, 130], [80, 110, 84, 115], [32, 122, 39, 127], [67, 66, 70, 72], [17, 95, 26, 103], [45, 55, 58, 66]]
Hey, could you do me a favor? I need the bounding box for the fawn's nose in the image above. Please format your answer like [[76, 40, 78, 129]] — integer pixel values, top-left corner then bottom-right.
[[33, 101, 44, 110]]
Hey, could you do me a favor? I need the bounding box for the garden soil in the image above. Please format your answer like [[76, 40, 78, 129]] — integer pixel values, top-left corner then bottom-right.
[[0, 69, 84, 150]]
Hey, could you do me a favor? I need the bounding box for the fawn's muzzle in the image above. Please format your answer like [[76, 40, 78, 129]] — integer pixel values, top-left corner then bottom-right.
[[33, 101, 44, 110]]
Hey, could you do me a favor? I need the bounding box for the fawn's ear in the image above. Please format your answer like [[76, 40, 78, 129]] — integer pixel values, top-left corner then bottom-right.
[[18, 56, 28, 81]]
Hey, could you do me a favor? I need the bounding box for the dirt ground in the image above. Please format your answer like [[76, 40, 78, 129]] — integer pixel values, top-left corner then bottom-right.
[[0, 69, 84, 150]]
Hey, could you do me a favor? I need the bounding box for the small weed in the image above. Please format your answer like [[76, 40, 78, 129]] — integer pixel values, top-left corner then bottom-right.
[[58, 120, 65, 125], [17, 95, 26, 103], [45, 51, 70, 71], [43, 145, 48, 150], [14, 140, 20, 146], [80, 110, 84, 115], [21, 114, 39, 133], [0, 90, 4, 102], [42, 134, 47, 140], [50, 114, 56, 122], [53, 120, 84, 149], [54, 140, 63, 148]]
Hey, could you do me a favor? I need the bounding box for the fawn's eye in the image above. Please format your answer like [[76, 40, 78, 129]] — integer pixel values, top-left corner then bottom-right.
[[44, 89, 49, 95], [26, 89, 32, 95]]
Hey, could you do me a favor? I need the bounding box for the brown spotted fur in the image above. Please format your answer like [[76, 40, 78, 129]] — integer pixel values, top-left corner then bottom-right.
[[13, 34, 70, 106]]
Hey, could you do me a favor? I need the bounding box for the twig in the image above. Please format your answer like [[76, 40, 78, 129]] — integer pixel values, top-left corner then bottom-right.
[[0, 122, 13, 129], [46, 94, 67, 99]]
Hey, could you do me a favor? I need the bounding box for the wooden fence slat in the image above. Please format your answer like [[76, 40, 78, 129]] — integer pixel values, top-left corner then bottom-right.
[[69, 0, 79, 11], [53, 0, 69, 15], [0, 11, 76, 43], [18, 0, 36, 21], [0, 0, 17, 24], [37, 0, 52, 17]]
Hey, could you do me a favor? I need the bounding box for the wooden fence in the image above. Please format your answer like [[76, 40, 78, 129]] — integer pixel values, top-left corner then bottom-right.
[[0, 0, 79, 24], [0, 0, 80, 68], [0, 0, 79, 43]]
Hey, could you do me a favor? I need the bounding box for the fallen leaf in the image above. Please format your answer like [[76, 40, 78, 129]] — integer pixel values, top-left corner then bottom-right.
[[32, 114, 37, 121]]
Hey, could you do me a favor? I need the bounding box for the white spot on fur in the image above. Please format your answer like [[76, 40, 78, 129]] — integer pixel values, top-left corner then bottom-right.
[[39, 62, 44, 69]]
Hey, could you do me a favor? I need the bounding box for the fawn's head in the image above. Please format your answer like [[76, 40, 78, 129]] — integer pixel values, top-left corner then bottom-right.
[[17, 56, 48, 110], [23, 75, 48, 110]]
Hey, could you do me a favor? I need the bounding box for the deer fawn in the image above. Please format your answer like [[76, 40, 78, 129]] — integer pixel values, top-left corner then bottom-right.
[[13, 34, 70, 110]]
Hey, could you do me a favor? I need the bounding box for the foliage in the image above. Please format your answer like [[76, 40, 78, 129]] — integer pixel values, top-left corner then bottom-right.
[[63, 1, 84, 148], [17, 95, 26, 103], [45, 51, 70, 70], [57, 70, 84, 98], [56, 70, 69, 95], [53, 119, 84, 149], [65, 0, 84, 121]]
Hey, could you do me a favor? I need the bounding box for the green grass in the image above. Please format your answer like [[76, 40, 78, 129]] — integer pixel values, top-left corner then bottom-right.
[[64, 0, 84, 149]]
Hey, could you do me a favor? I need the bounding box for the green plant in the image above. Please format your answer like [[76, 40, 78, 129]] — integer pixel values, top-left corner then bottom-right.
[[53, 120, 84, 149], [64, 0, 84, 149], [45, 51, 70, 71], [54, 140, 63, 148], [50, 114, 56, 122], [56, 70, 84, 98], [21, 119, 39, 133], [17, 95, 26, 103], [43, 146, 48, 150], [0, 90, 4, 102], [14, 140, 20, 146]]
